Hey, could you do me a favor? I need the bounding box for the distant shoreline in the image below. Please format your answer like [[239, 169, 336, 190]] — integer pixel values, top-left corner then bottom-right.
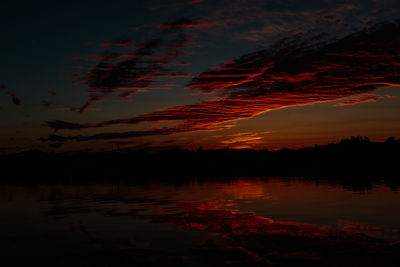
[[1, 136, 399, 189]]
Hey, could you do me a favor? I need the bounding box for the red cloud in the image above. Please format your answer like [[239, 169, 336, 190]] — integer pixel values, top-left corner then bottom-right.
[[187, 0, 203, 4], [71, 20, 194, 113], [337, 220, 383, 232], [0, 84, 21, 105], [43, 20, 400, 142], [8, 92, 21, 105], [160, 18, 214, 29], [335, 95, 383, 106]]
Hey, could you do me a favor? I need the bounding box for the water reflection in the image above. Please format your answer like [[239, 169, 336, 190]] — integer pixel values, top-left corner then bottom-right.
[[1, 178, 399, 266]]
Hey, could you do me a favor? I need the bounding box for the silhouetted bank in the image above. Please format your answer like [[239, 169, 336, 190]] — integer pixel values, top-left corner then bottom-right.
[[1, 136, 399, 188]]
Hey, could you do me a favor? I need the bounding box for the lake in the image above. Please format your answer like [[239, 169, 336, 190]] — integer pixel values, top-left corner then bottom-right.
[[1, 177, 399, 266]]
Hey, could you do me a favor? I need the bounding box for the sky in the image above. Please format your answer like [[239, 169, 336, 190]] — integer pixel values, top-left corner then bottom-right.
[[1, 0, 400, 153]]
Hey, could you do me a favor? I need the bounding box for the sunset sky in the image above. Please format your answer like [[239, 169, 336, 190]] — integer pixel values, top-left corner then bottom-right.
[[1, 0, 400, 152]]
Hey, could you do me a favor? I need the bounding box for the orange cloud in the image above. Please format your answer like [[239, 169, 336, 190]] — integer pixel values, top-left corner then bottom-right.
[[335, 95, 383, 106]]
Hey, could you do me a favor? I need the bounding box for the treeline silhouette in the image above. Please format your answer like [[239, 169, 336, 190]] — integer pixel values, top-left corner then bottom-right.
[[1, 136, 399, 189]]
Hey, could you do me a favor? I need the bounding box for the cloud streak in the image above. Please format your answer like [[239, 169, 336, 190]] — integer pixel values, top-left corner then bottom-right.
[[43, 20, 400, 142], [0, 84, 21, 105], [71, 19, 200, 113], [335, 95, 383, 106], [159, 18, 214, 29]]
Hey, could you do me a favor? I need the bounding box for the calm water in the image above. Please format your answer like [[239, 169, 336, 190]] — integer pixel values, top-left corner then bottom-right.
[[1, 178, 399, 266]]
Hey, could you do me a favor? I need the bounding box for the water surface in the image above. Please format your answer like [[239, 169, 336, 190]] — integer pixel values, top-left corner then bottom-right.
[[1, 178, 399, 266]]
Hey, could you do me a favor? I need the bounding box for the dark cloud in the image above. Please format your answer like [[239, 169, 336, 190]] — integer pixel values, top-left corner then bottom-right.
[[187, 0, 203, 4], [205, 0, 400, 44], [109, 141, 133, 146], [100, 37, 135, 48], [159, 18, 214, 29], [71, 19, 195, 113], [49, 142, 64, 148], [69, 95, 102, 114], [0, 84, 20, 105], [41, 90, 58, 108], [38, 134, 72, 142], [41, 100, 52, 108], [108, 140, 136, 150], [9, 93, 20, 105], [46, 120, 88, 131], [43, 20, 400, 142], [41, 90, 84, 111]]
